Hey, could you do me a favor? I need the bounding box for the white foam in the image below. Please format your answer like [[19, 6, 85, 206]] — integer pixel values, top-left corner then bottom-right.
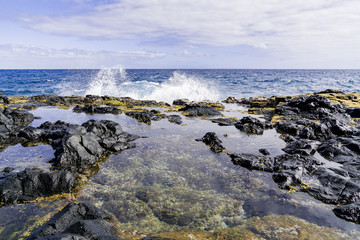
[[85, 65, 127, 96], [145, 71, 220, 103], [57, 66, 221, 103]]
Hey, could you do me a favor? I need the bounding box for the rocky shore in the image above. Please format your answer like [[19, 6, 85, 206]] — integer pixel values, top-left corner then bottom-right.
[[1, 90, 360, 239]]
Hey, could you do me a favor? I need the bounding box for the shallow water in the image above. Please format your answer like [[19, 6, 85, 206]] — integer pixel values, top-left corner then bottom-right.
[[1, 105, 360, 239]]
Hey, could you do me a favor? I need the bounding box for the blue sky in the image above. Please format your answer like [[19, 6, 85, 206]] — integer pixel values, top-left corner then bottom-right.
[[0, 0, 359, 69]]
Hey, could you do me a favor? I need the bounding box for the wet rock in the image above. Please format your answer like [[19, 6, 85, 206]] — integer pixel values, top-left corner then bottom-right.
[[272, 171, 301, 189], [73, 105, 121, 114], [179, 103, 221, 117], [52, 120, 138, 172], [125, 110, 166, 125], [317, 139, 357, 163], [0, 168, 74, 205], [346, 108, 360, 118], [275, 120, 307, 136], [235, 116, 272, 135], [333, 202, 360, 223], [317, 89, 344, 94], [259, 148, 270, 155], [172, 99, 190, 106], [126, 110, 154, 124], [230, 153, 273, 172], [211, 118, 237, 126], [273, 154, 322, 174], [271, 154, 324, 189], [166, 115, 182, 125], [282, 139, 319, 156], [0, 93, 9, 104], [16, 119, 138, 175], [84, 94, 103, 103], [249, 97, 270, 108], [27, 202, 124, 240], [0, 107, 34, 143], [222, 96, 240, 104], [306, 167, 350, 204], [197, 132, 225, 153], [29, 95, 85, 106]]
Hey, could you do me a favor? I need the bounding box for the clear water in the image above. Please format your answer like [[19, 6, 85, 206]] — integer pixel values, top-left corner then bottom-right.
[[1, 105, 360, 239]]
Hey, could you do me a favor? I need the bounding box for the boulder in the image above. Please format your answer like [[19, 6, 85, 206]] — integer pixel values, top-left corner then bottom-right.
[[0, 107, 34, 143], [179, 103, 221, 117], [27, 202, 124, 240], [0, 168, 74, 205], [125, 110, 166, 125], [230, 153, 273, 172], [172, 99, 190, 106], [235, 116, 272, 135], [197, 132, 225, 153], [0, 93, 9, 104], [166, 115, 182, 125]]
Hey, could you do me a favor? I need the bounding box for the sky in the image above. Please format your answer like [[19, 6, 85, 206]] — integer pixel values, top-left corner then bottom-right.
[[0, 0, 360, 69]]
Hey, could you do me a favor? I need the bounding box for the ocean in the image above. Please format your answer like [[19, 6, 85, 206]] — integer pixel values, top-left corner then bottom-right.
[[1, 67, 360, 101]]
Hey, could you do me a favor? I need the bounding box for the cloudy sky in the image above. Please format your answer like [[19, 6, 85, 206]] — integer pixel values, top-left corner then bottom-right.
[[1, 0, 359, 69]]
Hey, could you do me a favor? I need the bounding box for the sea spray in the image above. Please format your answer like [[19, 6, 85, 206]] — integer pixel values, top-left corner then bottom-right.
[[82, 66, 221, 103], [145, 71, 220, 103], [85, 65, 127, 96]]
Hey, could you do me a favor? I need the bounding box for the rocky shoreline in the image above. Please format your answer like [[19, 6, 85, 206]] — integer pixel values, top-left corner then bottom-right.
[[1, 90, 360, 239]]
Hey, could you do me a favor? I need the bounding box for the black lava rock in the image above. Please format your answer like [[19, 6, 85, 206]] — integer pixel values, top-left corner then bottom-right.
[[179, 103, 221, 117], [230, 153, 273, 172], [197, 132, 225, 153], [73, 105, 121, 114], [235, 116, 272, 135], [0, 168, 74, 205], [27, 202, 125, 240]]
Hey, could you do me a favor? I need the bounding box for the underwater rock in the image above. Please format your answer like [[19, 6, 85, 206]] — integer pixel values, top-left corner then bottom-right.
[[0, 168, 74, 205], [73, 104, 121, 114], [230, 153, 273, 172], [0, 107, 34, 143], [197, 132, 225, 153], [179, 103, 221, 116], [234, 116, 272, 135], [27, 202, 124, 240]]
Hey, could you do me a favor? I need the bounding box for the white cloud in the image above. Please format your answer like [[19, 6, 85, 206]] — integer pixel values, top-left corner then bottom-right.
[[176, 49, 210, 57], [19, 0, 360, 58], [0, 44, 165, 59]]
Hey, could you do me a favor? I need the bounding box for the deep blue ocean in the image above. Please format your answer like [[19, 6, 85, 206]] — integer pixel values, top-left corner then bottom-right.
[[1, 67, 359, 103]]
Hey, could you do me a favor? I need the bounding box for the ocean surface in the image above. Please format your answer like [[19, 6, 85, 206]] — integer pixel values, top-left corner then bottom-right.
[[1, 67, 360, 102]]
